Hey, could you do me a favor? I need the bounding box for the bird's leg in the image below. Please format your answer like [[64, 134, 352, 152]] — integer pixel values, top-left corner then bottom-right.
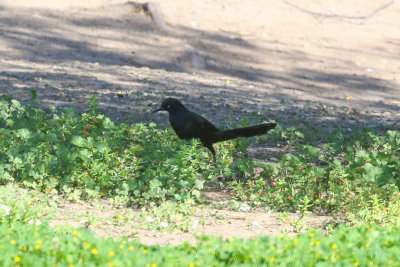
[[204, 142, 218, 168], [212, 153, 217, 168], [211, 151, 218, 168]]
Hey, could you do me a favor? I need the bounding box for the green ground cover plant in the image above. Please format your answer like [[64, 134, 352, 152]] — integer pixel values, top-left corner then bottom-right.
[[0, 97, 236, 205], [1, 221, 400, 266], [1, 97, 400, 227], [231, 127, 400, 226], [1, 96, 400, 266], [0, 183, 57, 225]]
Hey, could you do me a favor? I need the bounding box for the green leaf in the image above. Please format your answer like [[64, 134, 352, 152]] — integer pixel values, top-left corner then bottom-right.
[[11, 99, 22, 109], [302, 145, 320, 160], [224, 167, 232, 176], [17, 128, 31, 139], [86, 137, 95, 148], [5, 119, 14, 127], [94, 143, 108, 153], [362, 163, 382, 182], [191, 189, 201, 198], [195, 179, 204, 190], [11, 156, 23, 165], [149, 179, 162, 190], [71, 136, 86, 147], [79, 149, 91, 160], [263, 163, 279, 176], [44, 177, 59, 189], [295, 131, 304, 138]]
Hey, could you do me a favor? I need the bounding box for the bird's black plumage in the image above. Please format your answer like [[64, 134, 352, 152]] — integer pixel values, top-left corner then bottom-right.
[[152, 98, 276, 165]]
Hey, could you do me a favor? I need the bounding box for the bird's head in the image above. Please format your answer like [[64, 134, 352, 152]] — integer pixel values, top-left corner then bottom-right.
[[152, 98, 186, 114]]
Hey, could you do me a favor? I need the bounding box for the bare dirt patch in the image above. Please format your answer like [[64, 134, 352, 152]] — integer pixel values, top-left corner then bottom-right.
[[1, 0, 399, 245], [0, 0, 399, 126], [49, 196, 332, 246]]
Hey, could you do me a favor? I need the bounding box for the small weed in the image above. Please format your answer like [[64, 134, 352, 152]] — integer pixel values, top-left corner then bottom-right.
[[293, 215, 307, 232], [139, 199, 196, 232], [0, 184, 57, 224]]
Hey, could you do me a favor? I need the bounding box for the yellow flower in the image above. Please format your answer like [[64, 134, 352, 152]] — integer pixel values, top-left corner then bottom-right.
[[189, 263, 194, 267], [10, 240, 16, 244], [365, 243, 370, 247], [91, 248, 98, 255], [14, 256, 21, 263], [35, 245, 41, 250], [128, 245, 134, 250], [73, 230, 79, 236], [21, 246, 27, 252], [143, 248, 148, 254], [354, 261, 359, 266], [230, 238, 235, 242], [119, 245, 124, 249], [309, 232, 315, 237], [109, 251, 115, 257], [388, 260, 393, 265], [34, 232, 39, 237], [270, 257, 275, 263], [68, 263, 74, 267], [316, 240, 321, 245], [108, 262, 114, 267], [370, 261, 374, 266], [83, 242, 90, 249], [37, 239, 43, 244], [331, 244, 337, 249], [151, 264, 157, 267], [279, 234, 284, 239]]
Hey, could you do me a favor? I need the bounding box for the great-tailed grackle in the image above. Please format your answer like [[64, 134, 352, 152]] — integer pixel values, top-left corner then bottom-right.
[[152, 98, 276, 165]]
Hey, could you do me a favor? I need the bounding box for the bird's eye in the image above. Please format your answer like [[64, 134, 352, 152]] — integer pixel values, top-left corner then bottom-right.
[[166, 105, 171, 109]]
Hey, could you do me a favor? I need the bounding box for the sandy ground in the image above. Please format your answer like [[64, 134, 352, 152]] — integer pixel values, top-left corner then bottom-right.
[[0, 0, 399, 244], [49, 192, 333, 246]]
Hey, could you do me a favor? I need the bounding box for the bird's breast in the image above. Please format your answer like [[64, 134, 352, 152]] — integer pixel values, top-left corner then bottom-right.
[[169, 113, 199, 140]]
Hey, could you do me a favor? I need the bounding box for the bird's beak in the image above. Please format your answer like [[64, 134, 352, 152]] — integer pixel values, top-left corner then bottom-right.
[[152, 106, 166, 113]]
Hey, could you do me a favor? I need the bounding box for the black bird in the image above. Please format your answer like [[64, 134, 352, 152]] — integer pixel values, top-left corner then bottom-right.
[[152, 98, 276, 165]]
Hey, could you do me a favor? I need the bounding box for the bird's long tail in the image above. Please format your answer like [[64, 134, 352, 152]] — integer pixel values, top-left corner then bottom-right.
[[214, 123, 277, 143]]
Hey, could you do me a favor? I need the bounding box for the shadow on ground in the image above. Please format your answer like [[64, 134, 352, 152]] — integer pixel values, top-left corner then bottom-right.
[[0, 3, 398, 130]]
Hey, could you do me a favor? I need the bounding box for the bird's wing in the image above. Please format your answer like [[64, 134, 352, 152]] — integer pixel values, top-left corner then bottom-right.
[[190, 112, 219, 132]]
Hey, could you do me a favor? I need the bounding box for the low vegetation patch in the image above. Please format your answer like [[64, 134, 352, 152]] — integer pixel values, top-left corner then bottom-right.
[[1, 96, 400, 228], [1, 221, 400, 266], [232, 127, 400, 227], [0, 97, 234, 205], [1, 95, 400, 263]]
